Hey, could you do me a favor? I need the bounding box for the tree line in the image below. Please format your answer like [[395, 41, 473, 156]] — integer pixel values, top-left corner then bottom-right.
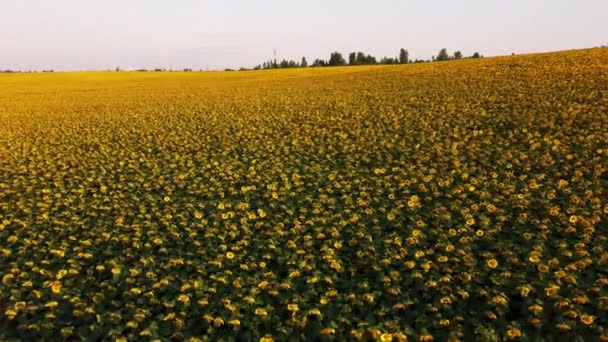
[[250, 48, 483, 70], [0, 48, 485, 73]]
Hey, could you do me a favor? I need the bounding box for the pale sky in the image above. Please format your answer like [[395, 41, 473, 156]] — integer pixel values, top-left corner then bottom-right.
[[1, 0, 606, 71]]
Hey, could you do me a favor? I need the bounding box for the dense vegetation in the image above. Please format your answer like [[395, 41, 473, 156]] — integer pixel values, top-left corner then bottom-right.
[[0, 49, 607, 341], [253, 48, 481, 70]]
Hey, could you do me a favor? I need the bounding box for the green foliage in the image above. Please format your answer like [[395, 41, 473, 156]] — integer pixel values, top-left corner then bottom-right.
[[349, 52, 357, 65], [328, 51, 346, 66], [399, 48, 409, 64], [437, 48, 449, 61]]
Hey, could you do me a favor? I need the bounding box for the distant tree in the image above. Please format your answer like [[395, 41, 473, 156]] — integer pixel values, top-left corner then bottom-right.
[[399, 49, 409, 64], [349, 52, 357, 65], [328, 52, 346, 66], [115, 67, 121, 72], [436, 48, 449, 61], [358, 53, 366, 64], [454, 51, 463, 59], [353, 52, 377, 65], [262, 60, 279, 69], [356, 52, 365, 65], [380, 57, 398, 64], [365, 54, 377, 64], [254, 65, 262, 70], [471, 52, 481, 58], [301, 57, 308, 67], [311, 59, 326, 67]]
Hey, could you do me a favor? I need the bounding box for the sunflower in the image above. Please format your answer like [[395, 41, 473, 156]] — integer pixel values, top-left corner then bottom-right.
[[419, 334, 433, 342], [51, 282, 62, 294], [580, 314, 594, 325], [2, 274, 14, 284], [320, 328, 336, 335], [528, 254, 540, 263], [544, 285, 560, 296], [255, 308, 268, 316], [506, 327, 522, 339], [177, 294, 190, 304], [213, 317, 224, 327], [5, 309, 18, 319], [440, 296, 452, 305], [538, 264, 549, 273], [380, 333, 393, 342], [491, 294, 508, 306]]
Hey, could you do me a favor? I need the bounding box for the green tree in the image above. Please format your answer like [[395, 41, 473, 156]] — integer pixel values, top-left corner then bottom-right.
[[354, 52, 377, 65], [399, 49, 409, 64], [454, 51, 463, 59], [301, 57, 308, 67], [357, 52, 365, 64], [436, 48, 449, 61], [381, 57, 398, 64], [349, 52, 357, 65], [328, 52, 346, 66], [311, 59, 326, 67], [367, 54, 377, 64]]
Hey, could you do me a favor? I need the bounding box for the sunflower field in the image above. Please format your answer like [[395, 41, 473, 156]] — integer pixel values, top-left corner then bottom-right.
[[0, 49, 607, 341]]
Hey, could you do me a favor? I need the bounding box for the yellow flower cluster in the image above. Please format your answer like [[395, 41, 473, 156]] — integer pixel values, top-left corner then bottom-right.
[[0, 48, 606, 340]]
